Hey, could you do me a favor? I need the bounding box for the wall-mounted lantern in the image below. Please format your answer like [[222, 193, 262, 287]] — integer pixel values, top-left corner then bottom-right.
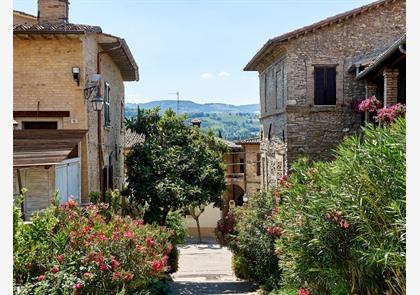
[[91, 95, 104, 112], [72, 66, 80, 86]]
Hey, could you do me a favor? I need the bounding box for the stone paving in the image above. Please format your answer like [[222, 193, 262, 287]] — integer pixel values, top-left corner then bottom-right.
[[170, 238, 257, 295]]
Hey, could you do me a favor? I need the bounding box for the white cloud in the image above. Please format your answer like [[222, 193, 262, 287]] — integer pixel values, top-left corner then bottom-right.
[[218, 71, 231, 77], [200, 73, 213, 80]]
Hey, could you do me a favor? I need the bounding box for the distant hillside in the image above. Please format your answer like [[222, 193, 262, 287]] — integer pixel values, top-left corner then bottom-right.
[[125, 100, 260, 141], [125, 100, 259, 115]]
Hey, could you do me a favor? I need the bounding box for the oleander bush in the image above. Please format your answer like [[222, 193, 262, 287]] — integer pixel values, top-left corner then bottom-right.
[[14, 199, 174, 294], [227, 191, 282, 290], [274, 118, 406, 294]]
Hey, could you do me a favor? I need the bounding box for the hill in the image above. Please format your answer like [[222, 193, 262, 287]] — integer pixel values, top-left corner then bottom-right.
[[125, 100, 260, 141], [125, 100, 259, 115]]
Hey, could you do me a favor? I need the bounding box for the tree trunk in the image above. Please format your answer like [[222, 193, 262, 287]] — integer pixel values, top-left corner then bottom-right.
[[195, 216, 202, 244], [161, 208, 169, 226]]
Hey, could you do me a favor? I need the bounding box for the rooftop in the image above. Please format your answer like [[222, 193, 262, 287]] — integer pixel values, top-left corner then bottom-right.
[[13, 11, 139, 82], [124, 129, 145, 150], [236, 137, 260, 145], [244, 0, 397, 71]]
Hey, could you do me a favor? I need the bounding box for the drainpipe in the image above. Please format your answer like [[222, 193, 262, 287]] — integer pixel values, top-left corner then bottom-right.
[[96, 40, 122, 201]]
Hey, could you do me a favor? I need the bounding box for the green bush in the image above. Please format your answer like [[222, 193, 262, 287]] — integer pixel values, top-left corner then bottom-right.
[[163, 211, 186, 274], [275, 118, 406, 294], [227, 191, 282, 290], [231, 254, 251, 280]]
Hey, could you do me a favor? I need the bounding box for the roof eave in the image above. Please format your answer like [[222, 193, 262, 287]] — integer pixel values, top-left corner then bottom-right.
[[356, 34, 406, 80]]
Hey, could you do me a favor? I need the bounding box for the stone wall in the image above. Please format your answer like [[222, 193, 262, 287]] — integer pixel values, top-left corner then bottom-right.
[[242, 144, 261, 195], [256, 0, 405, 187]]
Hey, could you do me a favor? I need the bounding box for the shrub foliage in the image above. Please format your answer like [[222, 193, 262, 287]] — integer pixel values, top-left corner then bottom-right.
[[14, 200, 174, 294], [227, 119, 406, 294]]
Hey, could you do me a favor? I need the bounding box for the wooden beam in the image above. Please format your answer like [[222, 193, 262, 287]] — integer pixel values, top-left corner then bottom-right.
[[13, 111, 70, 118]]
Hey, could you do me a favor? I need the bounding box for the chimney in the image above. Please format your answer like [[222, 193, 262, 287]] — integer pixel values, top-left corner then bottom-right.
[[38, 0, 69, 23], [191, 119, 201, 128]]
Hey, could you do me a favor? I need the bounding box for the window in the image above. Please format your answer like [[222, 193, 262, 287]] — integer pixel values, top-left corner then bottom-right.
[[314, 65, 336, 105], [104, 82, 111, 126], [256, 153, 261, 176], [23, 121, 57, 129]]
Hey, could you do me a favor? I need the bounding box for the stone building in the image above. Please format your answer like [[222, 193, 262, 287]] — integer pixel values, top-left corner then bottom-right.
[[13, 0, 139, 218], [235, 137, 261, 197], [244, 0, 405, 189]]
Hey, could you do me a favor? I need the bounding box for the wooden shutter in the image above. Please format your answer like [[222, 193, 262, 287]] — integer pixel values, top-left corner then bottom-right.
[[314, 66, 336, 105], [326, 67, 336, 105], [314, 67, 325, 105]]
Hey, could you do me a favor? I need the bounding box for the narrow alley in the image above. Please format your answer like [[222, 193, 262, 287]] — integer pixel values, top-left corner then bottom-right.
[[170, 239, 257, 295]]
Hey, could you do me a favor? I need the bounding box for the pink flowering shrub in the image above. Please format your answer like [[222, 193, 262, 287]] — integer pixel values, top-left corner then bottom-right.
[[14, 201, 173, 294], [355, 96, 382, 113], [375, 103, 406, 124], [225, 191, 283, 290]]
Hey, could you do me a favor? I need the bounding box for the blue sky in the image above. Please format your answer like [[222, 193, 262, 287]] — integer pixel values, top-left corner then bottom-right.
[[14, 0, 373, 105]]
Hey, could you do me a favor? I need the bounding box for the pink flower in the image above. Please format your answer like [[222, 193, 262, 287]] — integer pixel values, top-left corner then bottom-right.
[[134, 220, 144, 227], [325, 212, 331, 221], [75, 282, 82, 290], [124, 231, 133, 239], [375, 103, 405, 124], [112, 271, 121, 282], [51, 266, 59, 274], [83, 272, 92, 280], [57, 255, 64, 264], [123, 272, 134, 281], [37, 274, 46, 281], [99, 263, 108, 271], [357, 96, 382, 113], [82, 226, 91, 233], [111, 258, 120, 270], [146, 237, 154, 247], [67, 198, 77, 209], [340, 219, 350, 229], [266, 226, 282, 236], [298, 288, 310, 295], [152, 260, 164, 271]]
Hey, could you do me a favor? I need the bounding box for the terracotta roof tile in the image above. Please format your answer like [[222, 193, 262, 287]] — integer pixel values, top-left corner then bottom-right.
[[13, 22, 102, 34], [124, 129, 144, 149], [236, 137, 260, 145]]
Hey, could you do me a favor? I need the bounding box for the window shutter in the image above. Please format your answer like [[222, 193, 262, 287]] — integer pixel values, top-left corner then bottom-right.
[[314, 67, 325, 105], [326, 67, 336, 105]]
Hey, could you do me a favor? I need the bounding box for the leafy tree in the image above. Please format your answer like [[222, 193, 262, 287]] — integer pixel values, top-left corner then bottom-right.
[[125, 107, 227, 225]]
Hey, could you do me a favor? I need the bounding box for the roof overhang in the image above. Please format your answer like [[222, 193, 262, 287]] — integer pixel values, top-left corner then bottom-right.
[[356, 34, 406, 80], [98, 33, 139, 82], [14, 129, 87, 167]]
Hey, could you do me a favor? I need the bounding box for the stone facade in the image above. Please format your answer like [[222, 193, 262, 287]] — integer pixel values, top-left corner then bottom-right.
[[246, 0, 406, 189], [235, 140, 262, 196], [13, 5, 137, 205]]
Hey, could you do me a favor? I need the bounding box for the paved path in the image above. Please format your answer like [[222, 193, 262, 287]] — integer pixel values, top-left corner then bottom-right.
[[170, 239, 257, 295]]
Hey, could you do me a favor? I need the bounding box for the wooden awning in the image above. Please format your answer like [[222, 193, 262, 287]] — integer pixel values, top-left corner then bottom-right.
[[13, 129, 87, 167]]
